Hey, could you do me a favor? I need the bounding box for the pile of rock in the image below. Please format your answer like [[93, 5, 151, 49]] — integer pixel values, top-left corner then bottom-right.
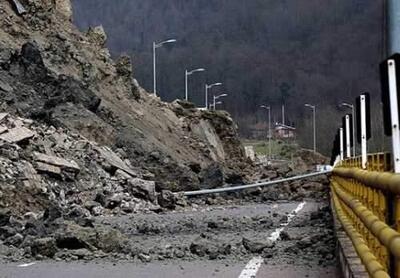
[[0, 113, 187, 261], [0, 205, 133, 261], [0, 112, 185, 213]]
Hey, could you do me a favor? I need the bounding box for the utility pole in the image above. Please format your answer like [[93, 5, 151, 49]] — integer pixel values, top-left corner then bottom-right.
[[305, 104, 316, 153], [261, 105, 272, 160]]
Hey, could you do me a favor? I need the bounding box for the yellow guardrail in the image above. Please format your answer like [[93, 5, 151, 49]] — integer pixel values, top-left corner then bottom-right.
[[331, 153, 400, 277], [332, 189, 390, 278]]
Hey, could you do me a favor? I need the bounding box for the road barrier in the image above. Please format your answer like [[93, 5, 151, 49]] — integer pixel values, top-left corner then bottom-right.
[[183, 170, 331, 196], [331, 153, 400, 277]]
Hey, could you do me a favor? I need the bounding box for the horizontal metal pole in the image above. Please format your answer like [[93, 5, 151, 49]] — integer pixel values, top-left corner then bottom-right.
[[184, 170, 331, 196], [332, 180, 400, 259], [333, 167, 400, 194], [331, 188, 390, 278]]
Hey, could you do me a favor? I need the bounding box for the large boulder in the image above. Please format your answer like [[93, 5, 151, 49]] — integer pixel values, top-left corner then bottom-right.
[[95, 225, 127, 253], [128, 178, 156, 202], [199, 163, 224, 189], [31, 237, 57, 258], [55, 222, 127, 253], [55, 222, 96, 250]]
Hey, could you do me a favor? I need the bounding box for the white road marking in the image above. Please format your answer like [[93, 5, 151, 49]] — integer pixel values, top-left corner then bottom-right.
[[238, 256, 264, 278], [238, 202, 307, 278], [17, 262, 36, 267]]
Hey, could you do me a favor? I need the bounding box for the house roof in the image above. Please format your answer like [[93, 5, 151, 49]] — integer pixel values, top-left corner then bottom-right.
[[275, 123, 296, 130]]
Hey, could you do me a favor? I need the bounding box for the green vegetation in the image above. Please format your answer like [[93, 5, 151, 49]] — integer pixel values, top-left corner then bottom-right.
[[242, 139, 299, 160]]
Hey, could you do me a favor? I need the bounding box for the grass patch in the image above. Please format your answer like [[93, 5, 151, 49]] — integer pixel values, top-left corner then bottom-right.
[[242, 139, 298, 159]]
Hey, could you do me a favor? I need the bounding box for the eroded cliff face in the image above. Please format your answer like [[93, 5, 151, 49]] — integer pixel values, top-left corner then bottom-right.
[[0, 0, 251, 193]]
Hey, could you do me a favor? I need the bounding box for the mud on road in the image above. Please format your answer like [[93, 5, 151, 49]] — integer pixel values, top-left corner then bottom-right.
[[1, 199, 338, 278]]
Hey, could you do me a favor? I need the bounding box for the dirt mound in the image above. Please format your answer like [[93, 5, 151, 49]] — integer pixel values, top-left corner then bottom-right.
[[0, 0, 251, 193]]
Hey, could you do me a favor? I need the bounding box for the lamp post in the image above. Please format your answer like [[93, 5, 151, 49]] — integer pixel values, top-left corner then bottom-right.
[[210, 101, 223, 110], [185, 68, 205, 101], [261, 105, 272, 160], [153, 39, 177, 97], [205, 83, 222, 109], [213, 93, 227, 110], [340, 102, 355, 157], [305, 104, 316, 153]]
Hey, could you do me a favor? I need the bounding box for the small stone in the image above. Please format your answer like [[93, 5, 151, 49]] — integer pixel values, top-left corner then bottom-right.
[[91, 206, 104, 216], [138, 253, 151, 262], [280, 231, 291, 241], [0, 80, 13, 93]]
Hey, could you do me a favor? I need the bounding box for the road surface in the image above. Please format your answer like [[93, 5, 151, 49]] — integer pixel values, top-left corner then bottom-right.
[[0, 201, 340, 277]]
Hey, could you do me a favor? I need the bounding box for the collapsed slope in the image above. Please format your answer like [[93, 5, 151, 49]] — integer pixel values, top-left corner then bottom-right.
[[0, 0, 250, 193], [0, 0, 252, 263]]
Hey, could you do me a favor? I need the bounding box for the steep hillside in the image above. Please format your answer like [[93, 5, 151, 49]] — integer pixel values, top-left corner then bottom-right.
[[0, 0, 250, 193], [72, 0, 385, 155]]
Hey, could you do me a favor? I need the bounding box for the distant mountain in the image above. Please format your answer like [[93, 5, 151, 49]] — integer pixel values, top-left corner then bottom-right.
[[72, 0, 386, 154]]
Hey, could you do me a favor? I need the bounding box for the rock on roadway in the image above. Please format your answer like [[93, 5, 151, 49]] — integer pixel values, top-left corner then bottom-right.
[[0, 201, 339, 278]]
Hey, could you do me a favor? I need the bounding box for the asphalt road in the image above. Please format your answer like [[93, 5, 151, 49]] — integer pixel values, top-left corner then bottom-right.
[[0, 260, 339, 278], [0, 201, 340, 278]]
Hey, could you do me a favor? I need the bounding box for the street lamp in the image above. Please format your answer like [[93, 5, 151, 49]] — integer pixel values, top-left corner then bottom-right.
[[185, 68, 205, 101], [210, 101, 223, 110], [260, 105, 272, 159], [340, 102, 355, 157], [205, 83, 222, 109], [153, 39, 177, 97], [213, 93, 227, 110], [305, 104, 317, 153]]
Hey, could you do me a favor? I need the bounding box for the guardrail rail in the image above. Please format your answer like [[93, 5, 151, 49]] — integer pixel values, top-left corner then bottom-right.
[[331, 153, 400, 277]]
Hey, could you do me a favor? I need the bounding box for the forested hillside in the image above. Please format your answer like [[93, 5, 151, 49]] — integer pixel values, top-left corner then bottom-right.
[[72, 0, 386, 155]]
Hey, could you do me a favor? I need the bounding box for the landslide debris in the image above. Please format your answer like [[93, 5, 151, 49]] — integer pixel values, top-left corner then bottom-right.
[[0, 0, 251, 195], [0, 0, 336, 267], [0, 113, 179, 260], [0, 0, 254, 263]]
